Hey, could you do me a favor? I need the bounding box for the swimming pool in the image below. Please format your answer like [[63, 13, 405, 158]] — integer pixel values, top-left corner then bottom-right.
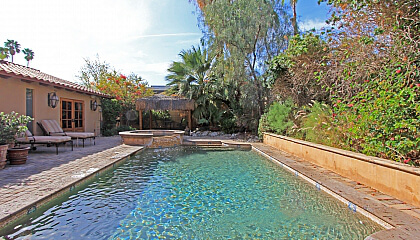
[[0, 147, 382, 239]]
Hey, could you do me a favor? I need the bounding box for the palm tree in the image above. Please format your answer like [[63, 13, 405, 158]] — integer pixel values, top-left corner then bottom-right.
[[4, 39, 21, 63], [0, 47, 9, 60], [166, 45, 221, 125], [166, 45, 211, 98], [22, 48, 35, 67], [282, 0, 298, 35]]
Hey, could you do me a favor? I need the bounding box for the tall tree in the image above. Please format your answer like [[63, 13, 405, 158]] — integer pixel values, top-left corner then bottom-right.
[[4, 39, 21, 63], [282, 0, 298, 35], [198, 0, 292, 131], [22, 48, 34, 67], [77, 56, 152, 106], [77, 55, 110, 88]]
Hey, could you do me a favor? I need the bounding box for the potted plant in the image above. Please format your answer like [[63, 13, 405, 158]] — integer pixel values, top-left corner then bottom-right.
[[0, 112, 33, 167]]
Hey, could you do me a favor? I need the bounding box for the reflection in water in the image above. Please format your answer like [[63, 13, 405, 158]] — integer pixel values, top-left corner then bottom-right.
[[0, 147, 382, 239]]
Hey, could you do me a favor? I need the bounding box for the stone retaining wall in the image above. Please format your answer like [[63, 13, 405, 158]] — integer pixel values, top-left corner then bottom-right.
[[263, 133, 420, 208]]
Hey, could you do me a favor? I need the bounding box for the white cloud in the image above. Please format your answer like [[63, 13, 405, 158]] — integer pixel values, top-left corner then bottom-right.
[[299, 19, 328, 32], [175, 39, 202, 45]]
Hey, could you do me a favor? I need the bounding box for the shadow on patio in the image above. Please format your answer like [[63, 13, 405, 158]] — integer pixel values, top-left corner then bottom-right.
[[0, 136, 121, 188]]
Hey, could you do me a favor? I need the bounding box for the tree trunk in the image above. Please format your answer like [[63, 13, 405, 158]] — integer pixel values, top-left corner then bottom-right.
[[292, 2, 298, 35]]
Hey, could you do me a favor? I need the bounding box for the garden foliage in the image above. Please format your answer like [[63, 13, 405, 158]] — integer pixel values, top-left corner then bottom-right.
[[266, 100, 295, 135], [175, 0, 293, 132], [263, 0, 419, 165], [77, 56, 153, 135], [0, 112, 33, 145]]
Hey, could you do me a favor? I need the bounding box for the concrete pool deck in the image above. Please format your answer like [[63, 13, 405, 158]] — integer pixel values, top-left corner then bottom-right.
[[0, 136, 419, 239]]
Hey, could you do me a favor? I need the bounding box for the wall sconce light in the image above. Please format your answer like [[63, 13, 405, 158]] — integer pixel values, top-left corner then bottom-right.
[[90, 100, 98, 111], [48, 92, 59, 108]]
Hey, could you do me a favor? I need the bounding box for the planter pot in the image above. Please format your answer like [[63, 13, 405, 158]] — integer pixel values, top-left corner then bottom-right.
[[0, 145, 7, 169], [7, 147, 30, 165]]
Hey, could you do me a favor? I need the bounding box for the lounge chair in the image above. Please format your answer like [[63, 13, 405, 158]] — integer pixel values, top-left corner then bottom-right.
[[15, 130, 73, 154], [37, 120, 96, 147]]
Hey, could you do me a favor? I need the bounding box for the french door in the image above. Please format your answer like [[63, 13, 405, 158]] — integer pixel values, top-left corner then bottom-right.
[[61, 99, 84, 132]]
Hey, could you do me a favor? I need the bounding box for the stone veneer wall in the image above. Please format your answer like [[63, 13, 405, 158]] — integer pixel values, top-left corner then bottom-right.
[[263, 133, 420, 208], [121, 136, 153, 146], [149, 135, 182, 148]]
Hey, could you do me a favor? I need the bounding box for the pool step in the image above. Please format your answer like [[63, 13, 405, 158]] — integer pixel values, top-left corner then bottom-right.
[[182, 139, 252, 149], [183, 139, 223, 146]]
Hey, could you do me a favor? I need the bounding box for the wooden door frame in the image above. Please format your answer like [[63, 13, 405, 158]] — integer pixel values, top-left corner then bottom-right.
[[60, 98, 85, 132]]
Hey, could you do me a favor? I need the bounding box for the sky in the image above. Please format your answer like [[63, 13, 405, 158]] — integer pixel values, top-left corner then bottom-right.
[[0, 0, 329, 86]]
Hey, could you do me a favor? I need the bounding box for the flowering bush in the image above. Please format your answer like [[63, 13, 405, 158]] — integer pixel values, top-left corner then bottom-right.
[[92, 72, 153, 108], [0, 112, 33, 145], [333, 64, 419, 165]]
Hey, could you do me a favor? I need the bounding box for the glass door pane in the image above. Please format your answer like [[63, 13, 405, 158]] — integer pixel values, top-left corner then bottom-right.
[[74, 101, 83, 130], [61, 99, 73, 131]]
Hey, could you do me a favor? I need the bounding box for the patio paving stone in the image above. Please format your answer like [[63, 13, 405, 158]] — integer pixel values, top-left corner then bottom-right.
[[0, 136, 143, 229]]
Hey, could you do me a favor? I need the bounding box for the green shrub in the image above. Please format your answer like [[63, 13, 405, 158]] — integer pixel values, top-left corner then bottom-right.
[[102, 128, 116, 137], [101, 98, 123, 134], [116, 125, 134, 132], [266, 100, 295, 135], [334, 64, 419, 164], [102, 125, 135, 136], [220, 112, 237, 134], [297, 102, 341, 147], [257, 112, 270, 139]]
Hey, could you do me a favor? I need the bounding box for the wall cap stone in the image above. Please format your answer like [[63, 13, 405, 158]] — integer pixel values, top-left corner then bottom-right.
[[264, 132, 419, 176]]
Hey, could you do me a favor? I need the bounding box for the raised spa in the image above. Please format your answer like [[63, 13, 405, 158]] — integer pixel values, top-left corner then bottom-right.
[[119, 130, 184, 148]]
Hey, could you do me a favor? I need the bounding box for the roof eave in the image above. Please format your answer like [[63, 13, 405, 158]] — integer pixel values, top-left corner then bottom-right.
[[0, 71, 111, 98]]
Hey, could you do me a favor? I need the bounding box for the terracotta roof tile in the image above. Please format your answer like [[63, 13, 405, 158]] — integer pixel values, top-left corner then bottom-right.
[[0, 60, 110, 97]]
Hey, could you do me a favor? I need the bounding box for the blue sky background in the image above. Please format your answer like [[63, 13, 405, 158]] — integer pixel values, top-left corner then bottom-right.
[[0, 0, 329, 86]]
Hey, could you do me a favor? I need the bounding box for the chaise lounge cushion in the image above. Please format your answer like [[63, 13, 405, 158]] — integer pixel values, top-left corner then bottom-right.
[[64, 132, 95, 138], [41, 120, 64, 135], [16, 135, 71, 144], [15, 130, 73, 154], [40, 120, 95, 139]]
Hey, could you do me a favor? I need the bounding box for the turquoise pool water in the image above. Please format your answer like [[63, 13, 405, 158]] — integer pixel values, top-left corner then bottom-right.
[[1, 147, 382, 239]]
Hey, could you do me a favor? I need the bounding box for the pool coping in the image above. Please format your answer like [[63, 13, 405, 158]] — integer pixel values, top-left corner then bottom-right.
[[0, 144, 144, 230], [264, 133, 420, 176], [251, 143, 420, 240]]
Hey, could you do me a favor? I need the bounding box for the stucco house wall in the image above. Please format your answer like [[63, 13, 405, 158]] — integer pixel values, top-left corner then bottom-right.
[[0, 61, 108, 136]]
